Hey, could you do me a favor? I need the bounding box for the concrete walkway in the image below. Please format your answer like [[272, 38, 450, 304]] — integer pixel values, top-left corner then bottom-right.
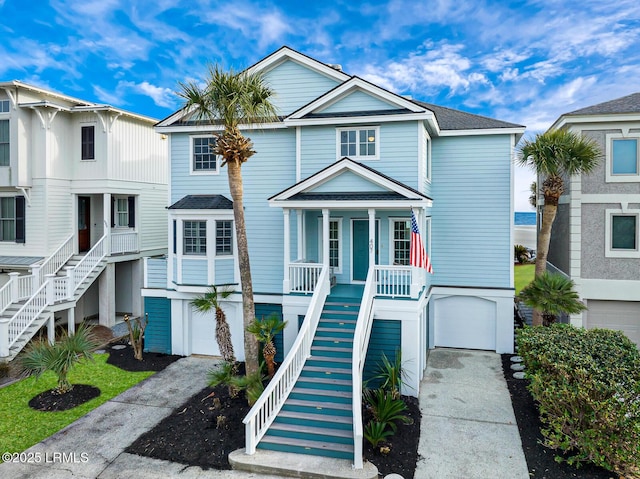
[[0, 349, 529, 479], [415, 348, 529, 479]]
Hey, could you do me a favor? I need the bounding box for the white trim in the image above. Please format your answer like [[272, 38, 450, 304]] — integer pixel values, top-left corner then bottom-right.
[[577, 278, 640, 301], [284, 112, 432, 127], [274, 199, 431, 210], [388, 217, 410, 266], [438, 127, 525, 137], [317, 217, 343, 274], [189, 135, 220, 176], [246, 47, 350, 82], [551, 114, 640, 131], [605, 133, 640, 183], [295, 126, 301, 182], [287, 77, 425, 120], [581, 194, 640, 203], [335, 126, 380, 161], [155, 121, 287, 134], [604, 208, 640, 258], [268, 158, 432, 206]]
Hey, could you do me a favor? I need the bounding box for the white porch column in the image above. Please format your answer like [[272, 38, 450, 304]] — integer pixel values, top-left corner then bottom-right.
[[297, 210, 304, 260], [99, 262, 116, 327], [283, 209, 291, 293], [103, 193, 112, 254], [322, 209, 330, 269], [47, 313, 55, 345], [368, 208, 376, 270], [67, 307, 75, 335], [132, 259, 143, 318]]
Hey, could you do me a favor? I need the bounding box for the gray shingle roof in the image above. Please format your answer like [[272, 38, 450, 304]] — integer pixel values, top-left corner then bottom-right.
[[564, 92, 640, 116], [412, 100, 524, 130], [168, 195, 233, 210]]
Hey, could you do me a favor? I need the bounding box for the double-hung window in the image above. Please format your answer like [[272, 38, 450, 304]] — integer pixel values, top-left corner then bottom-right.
[[392, 219, 411, 265], [216, 220, 233, 255], [191, 136, 217, 173], [337, 127, 379, 160], [0, 197, 15, 241], [184, 221, 206, 255], [81, 125, 95, 160], [0, 100, 9, 113], [318, 218, 342, 273], [606, 209, 640, 258], [606, 134, 640, 182], [0, 120, 9, 167]]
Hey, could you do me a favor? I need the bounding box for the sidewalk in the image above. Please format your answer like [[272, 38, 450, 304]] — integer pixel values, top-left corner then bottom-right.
[[415, 348, 529, 479], [0, 349, 528, 479]]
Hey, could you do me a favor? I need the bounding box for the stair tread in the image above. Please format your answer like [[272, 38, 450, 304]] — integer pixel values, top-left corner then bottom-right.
[[317, 327, 357, 333], [261, 434, 354, 453], [285, 396, 351, 408], [308, 355, 351, 363], [270, 422, 353, 438], [278, 410, 352, 424], [302, 366, 352, 375], [292, 387, 351, 398], [311, 345, 353, 353], [297, 376, 352, 386], [313, 336, 354, 343]]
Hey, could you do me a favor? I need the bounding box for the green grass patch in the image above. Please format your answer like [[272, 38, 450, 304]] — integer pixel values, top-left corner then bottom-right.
[[0, 354, 153, 456], [514, 263, 535, 294]]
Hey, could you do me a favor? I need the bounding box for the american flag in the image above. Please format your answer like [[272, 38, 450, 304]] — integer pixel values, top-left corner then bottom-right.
[[410, 211, 433, 273]]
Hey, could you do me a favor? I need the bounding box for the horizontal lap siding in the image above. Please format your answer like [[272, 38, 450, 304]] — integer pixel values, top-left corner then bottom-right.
[[146, 258, 167, 288], [319, 90, 397, 113], [363, 319, 401, 385], [263, 60, 341, 116], [312, 171, 387, 193], [431, 135, 512, 288], [139, 186, 168, 252], [144, 297, 172, 354], [215, 258, 235, 285], [182, 258, 207, 285]]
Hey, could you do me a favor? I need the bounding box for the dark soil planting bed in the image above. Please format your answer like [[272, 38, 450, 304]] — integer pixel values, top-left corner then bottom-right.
[[106, 340, 182, 372], [28, 384, 101, 411]]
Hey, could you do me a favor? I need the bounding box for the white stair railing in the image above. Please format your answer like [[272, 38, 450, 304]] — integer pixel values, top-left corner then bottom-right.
[[351, 266, 377, 469], [34, 234, 74, 285], [243, 265, 331, 454], [4, 282, 48, 354], [70, 227, 108, 292]]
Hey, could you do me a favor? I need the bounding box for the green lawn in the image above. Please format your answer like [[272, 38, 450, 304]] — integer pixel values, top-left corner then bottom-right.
[[0, 354, 153, 456], [514, 263, 535, 294]]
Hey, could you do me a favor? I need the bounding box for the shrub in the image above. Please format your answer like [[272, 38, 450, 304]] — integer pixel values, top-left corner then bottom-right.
[[367, 351, 408, 399], [517, 324, 640, 476], [364, 388, 409, 432], [364, 420, 394, 448]]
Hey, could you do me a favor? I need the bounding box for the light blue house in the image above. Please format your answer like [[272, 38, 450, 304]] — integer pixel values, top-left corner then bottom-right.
[[142, 47, 524, 467]]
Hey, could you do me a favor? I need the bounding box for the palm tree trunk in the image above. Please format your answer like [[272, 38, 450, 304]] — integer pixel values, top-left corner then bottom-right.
[[227, 159, 259, 376], [215, 307, 236, 363], [532, 195, 559, 326]]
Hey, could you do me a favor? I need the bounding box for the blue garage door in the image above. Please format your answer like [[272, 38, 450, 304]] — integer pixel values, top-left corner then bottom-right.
[[144, 297, 172, 354]]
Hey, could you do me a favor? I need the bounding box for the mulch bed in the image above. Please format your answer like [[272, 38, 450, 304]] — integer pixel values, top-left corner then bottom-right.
[[501, 354, 614, 479], [105, 340, 183, 372], [126, 363, 421, 477], [28, 384, 101, 411]]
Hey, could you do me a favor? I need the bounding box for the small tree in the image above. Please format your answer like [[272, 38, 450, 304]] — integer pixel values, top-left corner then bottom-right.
[[514, 244, 530, 264], [246, 314, 287, 378], [519, 272, 587, 326], [123, 314, 147, 361], [19, 324, 100, 394], [191, 285, 236, 364]]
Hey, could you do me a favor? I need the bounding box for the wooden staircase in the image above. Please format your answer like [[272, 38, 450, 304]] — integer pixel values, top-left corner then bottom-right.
[[258, 289, 363, 460], [0, 254, 107, 362]]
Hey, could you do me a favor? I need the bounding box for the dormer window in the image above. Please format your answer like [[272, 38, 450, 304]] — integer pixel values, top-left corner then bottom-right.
[[337, 127, 379, 160]]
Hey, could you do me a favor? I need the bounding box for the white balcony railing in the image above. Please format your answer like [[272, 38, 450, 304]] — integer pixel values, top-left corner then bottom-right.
[[110, 231, 139, 254], [375, 265, 418, 298], [244, 266, 331, 454], [288, 261, 323, 294]]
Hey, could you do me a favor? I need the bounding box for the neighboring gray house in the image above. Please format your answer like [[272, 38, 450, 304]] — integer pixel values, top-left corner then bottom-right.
[[547, 92, 640, 346]]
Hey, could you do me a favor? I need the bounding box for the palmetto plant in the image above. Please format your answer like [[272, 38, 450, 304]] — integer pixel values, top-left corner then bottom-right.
[[179, 66, 279, 377], [191, 285, 236, 364], [517, 130, 601, 325], [514, 244, 530, 264], [19, 324, 100, 394], [368, 351, 407, 399], [246, 314, 287, 379], [364, 388, 409, 432], [364, 420, 394, 448], [519, 272, 587, 326]]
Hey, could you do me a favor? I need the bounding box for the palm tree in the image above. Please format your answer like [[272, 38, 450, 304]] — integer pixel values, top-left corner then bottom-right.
[[246, 314, 287, 379], [191, 285, 235, 364], [514, 244, 530, 264], [19, 324, 99, 394], [519, 272, 587, 326], [179, 66, 278, 376], [517, 130, 601, 325]]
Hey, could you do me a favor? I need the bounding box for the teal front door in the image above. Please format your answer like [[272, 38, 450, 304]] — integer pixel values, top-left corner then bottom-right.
[[352, 219, 378, 282]]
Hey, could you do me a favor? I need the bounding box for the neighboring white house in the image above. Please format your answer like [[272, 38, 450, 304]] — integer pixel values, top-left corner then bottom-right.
[[0, 81, 168, 360], [547, 92, 640, 346]]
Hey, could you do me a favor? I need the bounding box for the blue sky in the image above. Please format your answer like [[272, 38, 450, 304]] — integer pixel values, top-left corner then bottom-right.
[[1, 0, 639, 211]]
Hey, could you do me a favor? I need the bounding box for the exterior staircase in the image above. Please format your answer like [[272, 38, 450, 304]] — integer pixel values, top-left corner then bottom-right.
[[258, 289, 363, 460], [0, 236, 108, 361]]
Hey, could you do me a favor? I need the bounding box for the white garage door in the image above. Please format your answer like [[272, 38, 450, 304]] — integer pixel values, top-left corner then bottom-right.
[[585, 300, 640, 347], [434, 296, 496, 350], [191, 309, 221, 356]]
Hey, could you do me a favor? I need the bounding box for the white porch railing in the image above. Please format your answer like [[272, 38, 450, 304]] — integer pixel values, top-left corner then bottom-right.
[[5, 282, 48, 353], [34, 234, 74, 284], [111, 231, 139, 254], [243, 265, 331, 454], [71, 230, 108, 291], [375, 265, 419, 298], [351, 266, 377, 469], [289, 262, 323, 294]]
